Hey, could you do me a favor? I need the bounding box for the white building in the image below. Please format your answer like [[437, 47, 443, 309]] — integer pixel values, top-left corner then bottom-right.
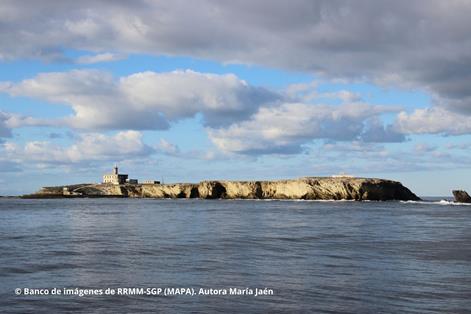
[[102, 165, 159, 185], [331, 172, 354, 178], [103, 166, 128, 185], [142, 180, 160, 184]]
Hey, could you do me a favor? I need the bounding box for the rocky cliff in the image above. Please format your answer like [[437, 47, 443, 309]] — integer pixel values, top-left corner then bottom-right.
[[24, 177, 420, 201]]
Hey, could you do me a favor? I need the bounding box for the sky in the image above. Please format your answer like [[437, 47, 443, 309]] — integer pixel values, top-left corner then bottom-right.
[[1, 0, 471, 196]]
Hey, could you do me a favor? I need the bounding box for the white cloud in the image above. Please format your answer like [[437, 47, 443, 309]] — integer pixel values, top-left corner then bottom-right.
[[0, 69, 279, 130], [208, 102, 402, 155], [3, 130, 153, 164], [157, 139, 180, 155], [285, 82, 362, 103], [361, 117, 405, 143], [1, 1, 470, 114], [321, 90, 363, 103], [285, 81, 318, 101], [119, 70, 279, 127], [1, 70, 408, 158], [76, 52, 125, 64], [0, 111, 49, 140], [396, 107, 471, 135]]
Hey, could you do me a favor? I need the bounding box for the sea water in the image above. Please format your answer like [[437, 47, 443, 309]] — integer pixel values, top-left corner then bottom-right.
[[1, 198, 470, 313]]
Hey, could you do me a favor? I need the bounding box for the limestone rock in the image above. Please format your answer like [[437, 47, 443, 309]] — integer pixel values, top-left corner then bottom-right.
[[24, 177, 420, 201]]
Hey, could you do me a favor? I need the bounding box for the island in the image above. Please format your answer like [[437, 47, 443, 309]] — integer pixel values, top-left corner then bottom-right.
[[23, 166, 420, 201]]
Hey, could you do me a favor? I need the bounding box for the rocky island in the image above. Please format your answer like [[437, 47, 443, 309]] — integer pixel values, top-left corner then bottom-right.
[[452, 190, 471, 203], [23, 176, 420, 201]]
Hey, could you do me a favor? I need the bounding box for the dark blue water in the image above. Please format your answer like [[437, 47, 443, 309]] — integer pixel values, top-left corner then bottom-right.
[[1, 198, 471, 313]]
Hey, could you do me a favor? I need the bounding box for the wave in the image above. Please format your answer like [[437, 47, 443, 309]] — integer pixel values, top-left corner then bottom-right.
[[140, 197, 470, 204], [400, 200, 471, 206], [223, 198, 357, 202]]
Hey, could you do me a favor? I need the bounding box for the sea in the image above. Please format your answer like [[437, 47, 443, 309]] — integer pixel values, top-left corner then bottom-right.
[[1, 198, 470, 313]]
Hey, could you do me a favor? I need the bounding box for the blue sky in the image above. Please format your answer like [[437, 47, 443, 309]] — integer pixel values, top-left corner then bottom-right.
[[1, 1, 471, 196]]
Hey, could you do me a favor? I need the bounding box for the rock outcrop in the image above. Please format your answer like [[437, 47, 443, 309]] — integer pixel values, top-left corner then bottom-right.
[[452, 190, 471, 203], [23, 177, 420, 201]]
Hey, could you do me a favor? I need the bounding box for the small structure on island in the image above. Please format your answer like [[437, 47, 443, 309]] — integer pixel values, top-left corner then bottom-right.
[[331, 173, 354, 178], [142, 180, 160, 185], [62, 187, 82, 196], [103, 166, 129, 185]]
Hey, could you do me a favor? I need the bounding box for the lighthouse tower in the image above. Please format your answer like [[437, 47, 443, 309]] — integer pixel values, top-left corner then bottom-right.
[[102, 165, 128, 185]]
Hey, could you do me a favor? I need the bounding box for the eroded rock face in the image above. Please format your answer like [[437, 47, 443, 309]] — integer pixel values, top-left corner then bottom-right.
[[452, 190, 471, 203], [141, 183, 197, 198], [198, 181, 226, 199], [25, 177, 420, 201]]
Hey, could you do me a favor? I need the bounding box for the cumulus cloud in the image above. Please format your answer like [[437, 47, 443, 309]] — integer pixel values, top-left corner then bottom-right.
[[119, 71, 279, 127], [361, 118, 405, 143], [76, 52, 125, 64], [0, 69, 407, 156], [208, 102, 402, 155], [0, 111, 46, 141], [0, 69, 279, 130], [396, 107, 471, 135], [285, 81, 363, 104], [321, 90, 363, 103], [0, 1, 470, 114], [3, 130, 153, 164], [157, 139, 180, 155]]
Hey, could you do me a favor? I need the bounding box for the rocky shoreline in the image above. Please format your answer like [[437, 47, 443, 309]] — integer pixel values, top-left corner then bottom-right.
[[23, 177, 420, 201]]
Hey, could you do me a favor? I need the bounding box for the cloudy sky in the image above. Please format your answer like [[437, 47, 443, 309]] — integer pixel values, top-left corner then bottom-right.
[[1, 0, 471, 195]]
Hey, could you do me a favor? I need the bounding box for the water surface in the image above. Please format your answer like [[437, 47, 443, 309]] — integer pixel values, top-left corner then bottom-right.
[[1, 198, 470, 313]]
